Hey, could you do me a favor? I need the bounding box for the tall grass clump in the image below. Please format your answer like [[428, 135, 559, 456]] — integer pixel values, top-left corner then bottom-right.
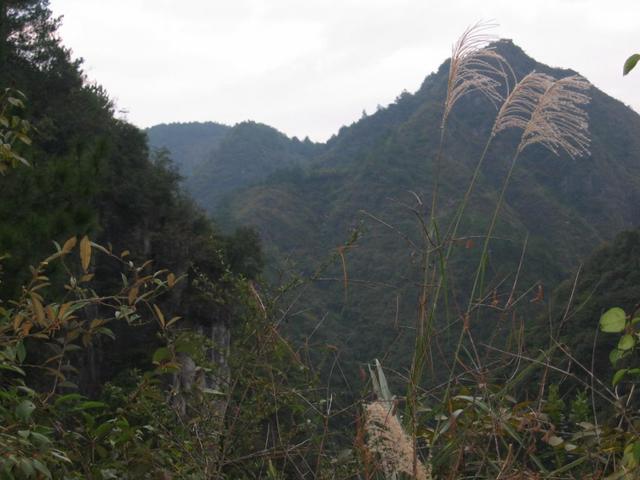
[[396, 22, 599, 479], [409, 21, 511, 435]]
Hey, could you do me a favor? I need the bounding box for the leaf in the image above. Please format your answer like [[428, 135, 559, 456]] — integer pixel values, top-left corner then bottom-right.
[[547, 435, 564, 447], [75, 401, 107, 411], [152, 347, 171, 364], [375, 359, 392, 402], [613, 368, 628, 386], [17, 132, 31, 145], [167, 272, 176, 288], [31, 295, 46, 326], [600, 307, 626, 333], [16, 341, 26, 363], [0, 364, 25, 375], [624, 53, 640, 75], [203, 388, 224, 395], [127, 285, 139, 305], [153, 304, 166, 329], [610, 348, 624, 365], [58, 381, 79, 391], [166, 316, 181, 328], [62, 236, 77, 253], [618, 334, 636, 351], [7, 96, 24, 108], [94, 420, 115, 440], [32, 459, 51, 479], [54, 393, 84, 407], [29, 431, 51, 445], [15, 400, 35, 421], [19, 459, 35, 477], [97, 327, 115, 340], [79, 235, 91, 272]]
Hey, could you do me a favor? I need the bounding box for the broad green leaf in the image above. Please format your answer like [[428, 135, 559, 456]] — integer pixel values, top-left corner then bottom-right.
[[613, 368, 628, 386], [618, 334, 636, 351], [94, 421, 115, 440], [624, 53, 640, 75], [610, 348, 625, 365], [600, 307, 626, 333]]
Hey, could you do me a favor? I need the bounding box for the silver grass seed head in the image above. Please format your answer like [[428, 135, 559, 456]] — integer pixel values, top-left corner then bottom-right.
[[518, 74, 591, 159], [443, 21, 511, 128], [364, 401, 431, 480], [492, 71, 556, 136]]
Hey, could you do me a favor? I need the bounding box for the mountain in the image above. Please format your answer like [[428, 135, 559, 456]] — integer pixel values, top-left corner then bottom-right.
[[146, 121, 230, 175], [150, 40, 640, 370], [148, 120, 324, 210]]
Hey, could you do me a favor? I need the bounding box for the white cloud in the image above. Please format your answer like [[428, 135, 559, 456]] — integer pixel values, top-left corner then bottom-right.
[[49, 0, 640, 141]]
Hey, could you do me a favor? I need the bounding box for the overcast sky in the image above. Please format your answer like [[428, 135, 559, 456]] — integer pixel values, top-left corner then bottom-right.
[[49, 0, 640, 142]]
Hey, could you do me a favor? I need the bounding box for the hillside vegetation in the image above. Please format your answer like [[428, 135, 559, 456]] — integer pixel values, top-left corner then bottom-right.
[[5, 6, 640, 478], [152, 40, 640, 372]]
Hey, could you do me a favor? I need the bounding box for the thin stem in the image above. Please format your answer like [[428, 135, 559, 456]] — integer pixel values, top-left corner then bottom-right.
[[467, 148, 520, 317]]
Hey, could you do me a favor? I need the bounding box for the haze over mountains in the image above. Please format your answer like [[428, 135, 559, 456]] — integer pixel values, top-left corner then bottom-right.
[[148, 40, 640, 365]]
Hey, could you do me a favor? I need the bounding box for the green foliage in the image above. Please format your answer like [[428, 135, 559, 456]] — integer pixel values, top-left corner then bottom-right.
[[545, 384, 566, 426], [6, 6, 640, 478], [0, 88, 31, 173], [167, 40, 640, 384], [623, 53, 640, 76], [0, 4, 331, 478], [601, 307, 627, 333]]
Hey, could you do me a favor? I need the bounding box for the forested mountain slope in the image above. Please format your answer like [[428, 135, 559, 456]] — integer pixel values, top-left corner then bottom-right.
[[148, 120, 324, 210], [165, 40, 640, 367], [146, 121, 230, 175]]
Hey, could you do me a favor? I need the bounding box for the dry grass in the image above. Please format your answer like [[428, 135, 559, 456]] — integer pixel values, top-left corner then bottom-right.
[[443, 21, 510, 128], [365, 400, 431, 480], [518, 74, 591, 158]]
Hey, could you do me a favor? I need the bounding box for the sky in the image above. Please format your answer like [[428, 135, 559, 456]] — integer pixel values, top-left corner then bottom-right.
[[49, 0, 640, 142]]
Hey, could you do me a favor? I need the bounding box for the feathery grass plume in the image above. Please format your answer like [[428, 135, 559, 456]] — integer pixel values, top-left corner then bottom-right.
[[442, 21, 511, 128], [517, 74, 591, 158], [412, 22, 511, 390], [492, 71, 556, 136], [464, 73, 591, 323], [364, 400, 431, 480]]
